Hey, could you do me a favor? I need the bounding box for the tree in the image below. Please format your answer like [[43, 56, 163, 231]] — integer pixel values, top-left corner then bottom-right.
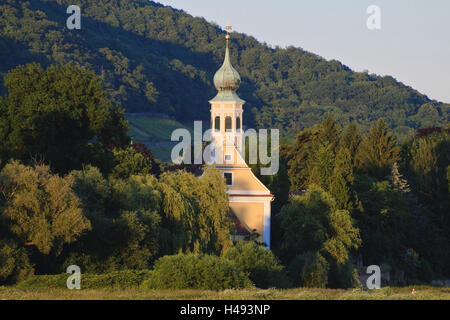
[[278, 186, 361, 266], [0, 161, 91, 255], [390, 162, 411, 193], [288, 251, 329, 288], [131, 141, 162, 177], [340, 122, 362, 169], [64, 166, 162, 273], [329, 147, 356, 211], [158, 167, 233, 255], [0, 63, 129, 173], [287, 129, 315, 190], [288, 117, 342, 191], [407, 129, 450, 227], [111, 146, 153, 179], [447, 165, 450, 192], [352, 175, 424, 274], [356, 119, 400, 179], [0, 240, 34, 285]]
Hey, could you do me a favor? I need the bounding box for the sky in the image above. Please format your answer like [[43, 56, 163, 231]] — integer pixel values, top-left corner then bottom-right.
[[156, 0, 450, 103]]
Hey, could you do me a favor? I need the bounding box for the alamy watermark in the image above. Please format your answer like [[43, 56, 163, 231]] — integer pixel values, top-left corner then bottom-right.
[[66, 5, 81, 30], [367, 5, 381, 30], [366, 265, 381, 289], [66, 265, 81, 290], [170, 121, 279, 175]]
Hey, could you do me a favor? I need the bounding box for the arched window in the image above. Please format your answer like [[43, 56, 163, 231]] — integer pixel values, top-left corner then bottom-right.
[[236, 117, 241, 130], [214, 116, 220, 131], [225, 116, 232, 132]]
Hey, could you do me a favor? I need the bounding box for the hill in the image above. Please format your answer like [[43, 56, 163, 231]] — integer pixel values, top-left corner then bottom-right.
[[0, 0, 448, 140]]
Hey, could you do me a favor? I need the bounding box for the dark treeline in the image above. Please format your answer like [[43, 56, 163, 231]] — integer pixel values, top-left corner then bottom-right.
[[1, 0, 449, 141], [0, 63, 449, 288], [255, 117, 450, 287]]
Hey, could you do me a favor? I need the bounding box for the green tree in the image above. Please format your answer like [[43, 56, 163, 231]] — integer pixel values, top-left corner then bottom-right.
[[111, 146, 153, 179], [288, 117, 342, 191], [329, 147, 357, 211], [158, 167, 233, 255], [0, 63, 129, 173], [288, 251, 329, 288], [278, 186, 361, 266], [0, 160, 91, 255], [407, 129, 450, 226], [0, 240, 34, 285], [356, 119, 400, 179], [64, 166, 162, 273], [340, 121, 362, 169]]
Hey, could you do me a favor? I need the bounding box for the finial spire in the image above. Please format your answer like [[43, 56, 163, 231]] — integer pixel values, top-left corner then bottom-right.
[[210, 23, 243, 103], [225, 24, 232, 46]]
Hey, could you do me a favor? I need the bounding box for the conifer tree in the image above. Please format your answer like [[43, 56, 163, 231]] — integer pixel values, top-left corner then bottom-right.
[[330, 147, 359, 211], [390, 162, 411, 193], [356, 119, 400, 179], [340, 122, 362, 169]]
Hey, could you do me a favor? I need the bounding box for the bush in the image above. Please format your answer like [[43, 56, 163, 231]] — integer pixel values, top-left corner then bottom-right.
[[288, 251, 329, 288], [141, 253, 253, 290], [327, 259, 362, 289], [222, 242, 291, 288], [0, 240, 34, 285], [17, 270, 152, 289]]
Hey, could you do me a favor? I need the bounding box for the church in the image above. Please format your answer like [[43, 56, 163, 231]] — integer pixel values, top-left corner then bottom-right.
[[208, 28, 273, 248]]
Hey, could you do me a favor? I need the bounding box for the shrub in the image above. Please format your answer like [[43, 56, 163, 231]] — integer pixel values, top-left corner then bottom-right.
[[222, 241, 291, 288], [327, 259, 362, 289], [141, 253, 253, 290], [288, 251, 329, 288], [16, 270, 152, 289], [0, 240, 34, 285]]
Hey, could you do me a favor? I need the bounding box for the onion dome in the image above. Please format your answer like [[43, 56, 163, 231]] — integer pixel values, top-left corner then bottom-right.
[[210, 33, 244, 103], [213, 35, 241, 92]]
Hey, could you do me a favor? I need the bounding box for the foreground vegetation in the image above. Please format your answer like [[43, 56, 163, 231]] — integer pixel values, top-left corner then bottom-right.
[[0, 286, 448, 300]]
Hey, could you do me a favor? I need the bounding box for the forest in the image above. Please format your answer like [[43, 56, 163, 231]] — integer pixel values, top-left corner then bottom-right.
[[0, 63, 449, 289], [0, 0, 449, 141]]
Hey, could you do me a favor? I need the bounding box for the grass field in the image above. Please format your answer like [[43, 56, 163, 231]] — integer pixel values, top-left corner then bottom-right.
[[125, 115, 193, 161], [0, 286, 448, 300]]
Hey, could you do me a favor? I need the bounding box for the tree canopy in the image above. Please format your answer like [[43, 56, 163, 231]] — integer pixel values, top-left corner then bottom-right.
[[0, 63, 129, 173]]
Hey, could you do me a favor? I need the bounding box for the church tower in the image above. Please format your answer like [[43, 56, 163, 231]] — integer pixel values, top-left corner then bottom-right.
[[209, 27, 273, 247]]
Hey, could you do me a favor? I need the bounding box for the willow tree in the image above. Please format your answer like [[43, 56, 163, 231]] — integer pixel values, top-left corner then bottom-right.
[[158, 167, 232, 255], [0, 161, 91, 255]]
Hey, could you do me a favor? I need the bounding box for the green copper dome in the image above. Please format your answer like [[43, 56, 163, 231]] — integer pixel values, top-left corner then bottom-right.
[[210, 35, 244, 103], [213, 44, 241, 91]]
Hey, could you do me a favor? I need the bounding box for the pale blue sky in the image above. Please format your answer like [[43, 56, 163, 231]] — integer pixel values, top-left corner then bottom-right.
[[156, 0, 450, 103]]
